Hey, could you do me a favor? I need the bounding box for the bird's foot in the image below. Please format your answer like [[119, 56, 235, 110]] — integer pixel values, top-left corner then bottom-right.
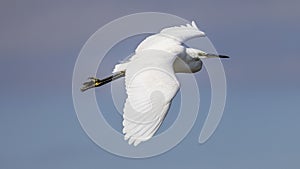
[[81, 77, 101, 92]]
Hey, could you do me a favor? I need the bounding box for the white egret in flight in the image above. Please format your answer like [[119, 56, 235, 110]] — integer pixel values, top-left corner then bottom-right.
[[81, 21, 229, 146]]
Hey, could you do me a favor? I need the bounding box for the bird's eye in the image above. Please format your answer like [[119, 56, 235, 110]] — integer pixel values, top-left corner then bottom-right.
[[198, 53, 203, 56]]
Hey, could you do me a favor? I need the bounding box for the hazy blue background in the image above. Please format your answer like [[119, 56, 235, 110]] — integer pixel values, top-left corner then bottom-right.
[[1, 0, 299, 168]]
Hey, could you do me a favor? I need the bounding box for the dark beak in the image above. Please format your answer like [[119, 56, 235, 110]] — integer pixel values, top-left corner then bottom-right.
[[218, 55, 230, 58]]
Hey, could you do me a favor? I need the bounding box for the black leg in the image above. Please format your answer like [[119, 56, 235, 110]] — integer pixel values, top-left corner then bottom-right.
[[81, 71, 125, 92]]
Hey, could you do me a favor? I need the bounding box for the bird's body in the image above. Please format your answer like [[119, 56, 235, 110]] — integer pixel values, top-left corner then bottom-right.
[[81, 21, 229, 146]]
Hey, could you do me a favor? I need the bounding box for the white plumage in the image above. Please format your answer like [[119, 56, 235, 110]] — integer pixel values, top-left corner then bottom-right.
[[81, 21, 228, 146], [114, 21, 207, 146]]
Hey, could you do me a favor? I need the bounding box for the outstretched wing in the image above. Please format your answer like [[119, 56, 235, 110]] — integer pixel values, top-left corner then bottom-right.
[[122, 50, 180, 146], [113, 21, 205, 73], [160, 21, 206, 42]]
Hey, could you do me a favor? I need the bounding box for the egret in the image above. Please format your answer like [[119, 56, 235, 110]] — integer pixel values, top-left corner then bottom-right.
[[81, 21, 229, 146]]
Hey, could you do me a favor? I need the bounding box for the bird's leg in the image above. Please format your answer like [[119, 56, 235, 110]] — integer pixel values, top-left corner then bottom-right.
[[80, 71, 125, 92]]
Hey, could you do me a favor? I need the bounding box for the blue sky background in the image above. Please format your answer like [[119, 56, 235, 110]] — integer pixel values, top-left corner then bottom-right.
[[0, 0, 299, 168]]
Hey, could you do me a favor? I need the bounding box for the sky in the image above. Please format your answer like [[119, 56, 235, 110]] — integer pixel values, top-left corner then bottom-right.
[[0, 0, 300, 168]]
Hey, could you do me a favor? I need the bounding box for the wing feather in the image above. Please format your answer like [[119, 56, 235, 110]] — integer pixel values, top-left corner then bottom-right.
[[160, 21, 205, 42], [122, 50, 179, 146]]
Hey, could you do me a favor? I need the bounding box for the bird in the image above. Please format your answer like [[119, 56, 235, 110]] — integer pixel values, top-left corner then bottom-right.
[[81, 21, 229, 146]]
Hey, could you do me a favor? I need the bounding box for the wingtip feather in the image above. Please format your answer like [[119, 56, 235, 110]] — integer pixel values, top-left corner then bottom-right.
[[191, 21, 198, 29]]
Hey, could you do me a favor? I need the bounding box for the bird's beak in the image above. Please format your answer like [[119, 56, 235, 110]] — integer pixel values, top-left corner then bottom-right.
[[217, 55, 230, 58], [205, 53, 230, 59]]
